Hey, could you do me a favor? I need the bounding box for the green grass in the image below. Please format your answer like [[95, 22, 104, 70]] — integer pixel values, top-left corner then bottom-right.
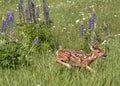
[[0, 0, 120, 86]]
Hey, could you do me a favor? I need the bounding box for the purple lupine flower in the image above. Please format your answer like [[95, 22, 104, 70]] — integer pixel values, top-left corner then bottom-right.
[[32, 37, 39, 46], [103, 24, 107, 32], [88, 16, 94, 30], [31, 2, 36, 23], [18, 2, 23, 23], [88, 11, 96, 30], [92, 11, 96, 23], [6, 11, 14, 26], [28, 0, 32, 22], [44, 5, 49, 27], [80, 22, 85, 36], [18, 0, 25, 23], [92, 32, 97, 43], [43, 0, 50, 27], [28, 0, 32, 6], [28, 0, 32, 9], [25, 8, 30, 23], [36, 7, 40, 20], [1, 18, 6, 32]]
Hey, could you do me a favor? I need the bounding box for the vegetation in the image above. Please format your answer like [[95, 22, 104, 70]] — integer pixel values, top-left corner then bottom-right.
[[0, 0, 120, 86]]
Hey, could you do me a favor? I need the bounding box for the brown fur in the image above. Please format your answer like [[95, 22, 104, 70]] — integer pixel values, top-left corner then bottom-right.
[[55, 43, 106, 73]]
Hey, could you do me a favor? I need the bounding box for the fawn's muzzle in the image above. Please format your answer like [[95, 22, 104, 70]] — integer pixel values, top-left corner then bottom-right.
[[102, 54, 107, 58]]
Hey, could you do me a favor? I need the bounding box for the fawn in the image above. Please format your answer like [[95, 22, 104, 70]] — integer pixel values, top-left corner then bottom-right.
[[55, 43, 107, 73]]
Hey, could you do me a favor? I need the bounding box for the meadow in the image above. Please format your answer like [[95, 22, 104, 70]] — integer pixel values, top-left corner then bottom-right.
[[0, 0, 120, 86]]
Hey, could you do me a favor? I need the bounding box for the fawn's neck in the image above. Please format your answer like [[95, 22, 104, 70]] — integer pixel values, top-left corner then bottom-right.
[[86, 52, 97, 64]]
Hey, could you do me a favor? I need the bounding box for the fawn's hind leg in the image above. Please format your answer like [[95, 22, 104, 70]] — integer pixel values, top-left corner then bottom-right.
[[55, 56, 71, 69]]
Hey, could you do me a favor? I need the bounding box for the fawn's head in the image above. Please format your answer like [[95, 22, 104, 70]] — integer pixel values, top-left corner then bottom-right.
[[89, 42, 107, 58]]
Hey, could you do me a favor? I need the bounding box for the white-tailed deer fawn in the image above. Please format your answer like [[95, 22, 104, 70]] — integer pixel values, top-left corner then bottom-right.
[[55, 43, 107, 73]]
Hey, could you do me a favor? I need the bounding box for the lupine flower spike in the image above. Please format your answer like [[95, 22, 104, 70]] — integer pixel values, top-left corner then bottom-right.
[[92, 10, 96, 24], [25, 8, 30, 23], [80, 21, 85, 36], [32, 37, 39, 46], [1, 17, 6, 33], [36, 7, 40, 22], [88, 10, 96, 30], [88, 15, 93, 30], [31, 2, 36, 23], [43, 0, 50, 27], [28, 0, 32, 22], [18, 0, 25, 23], [6, 11, 14, 27], [18, 1, 22, 23]]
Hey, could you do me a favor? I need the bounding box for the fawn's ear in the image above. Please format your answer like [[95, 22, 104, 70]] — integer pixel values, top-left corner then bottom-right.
[[89, 44, 94, 50], [89, 42, 96, 50]]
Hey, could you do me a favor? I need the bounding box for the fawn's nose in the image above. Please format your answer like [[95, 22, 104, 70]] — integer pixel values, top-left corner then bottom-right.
[[103, 54, 107, 57]]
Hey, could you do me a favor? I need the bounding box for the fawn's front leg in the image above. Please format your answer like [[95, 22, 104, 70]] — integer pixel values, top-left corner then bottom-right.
[[85, 65, 96, 73]]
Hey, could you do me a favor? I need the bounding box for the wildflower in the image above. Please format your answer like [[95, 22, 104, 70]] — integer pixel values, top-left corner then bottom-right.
[[18, 0, 26, 23], [43, 0, 50, 27], [36, 7, 40, 21], [89, 5, 94, 8], [75, 19, 79, 24], [92, 32, 97, 43], [18, 1, 24, 23], [32, 37, 39, 46], [102, 40, 106, 45], [88, 15, 94, 30], [28, 0, 32, 8], [28, 0, 32, 22], [1, 18, 6, 33], [80, 22, 84, 36], [88, 11, 96, 30], [31, 2, 36, 23], [92, 11, 96, 23], [6, 11, 14, 26], [103, 23, 107, 31], [25, 8, 30, 23], [83, 17, 86, 21]]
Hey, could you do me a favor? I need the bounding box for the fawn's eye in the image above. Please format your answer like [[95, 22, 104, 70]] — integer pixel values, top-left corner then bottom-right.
[[97, 51, 100, 53]]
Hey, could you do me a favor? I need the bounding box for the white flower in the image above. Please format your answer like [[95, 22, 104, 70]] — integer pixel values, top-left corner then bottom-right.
[[67, 0, 72, 3], [114, 15, 117, 17], [82, 18, 86, 20], [114, 35, 117, 37], [102, 40, 107, 45], [52, 26, 56, 28], [90, 5, 94, 8], [75, 19, 80, 23], [63, 27, 66, 30], [114, 34, 120, 37], [38, 18, 41, 21], [117, 34, 120, 36]]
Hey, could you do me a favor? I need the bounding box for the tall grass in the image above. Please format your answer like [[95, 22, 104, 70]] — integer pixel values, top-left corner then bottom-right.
[[0, 0, 120, 86]]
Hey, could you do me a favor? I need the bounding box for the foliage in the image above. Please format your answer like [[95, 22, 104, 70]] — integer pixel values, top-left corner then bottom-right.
[[0, 41, 29, 68], [19, 22, 58, 51], [0, 0, 120, 86]]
